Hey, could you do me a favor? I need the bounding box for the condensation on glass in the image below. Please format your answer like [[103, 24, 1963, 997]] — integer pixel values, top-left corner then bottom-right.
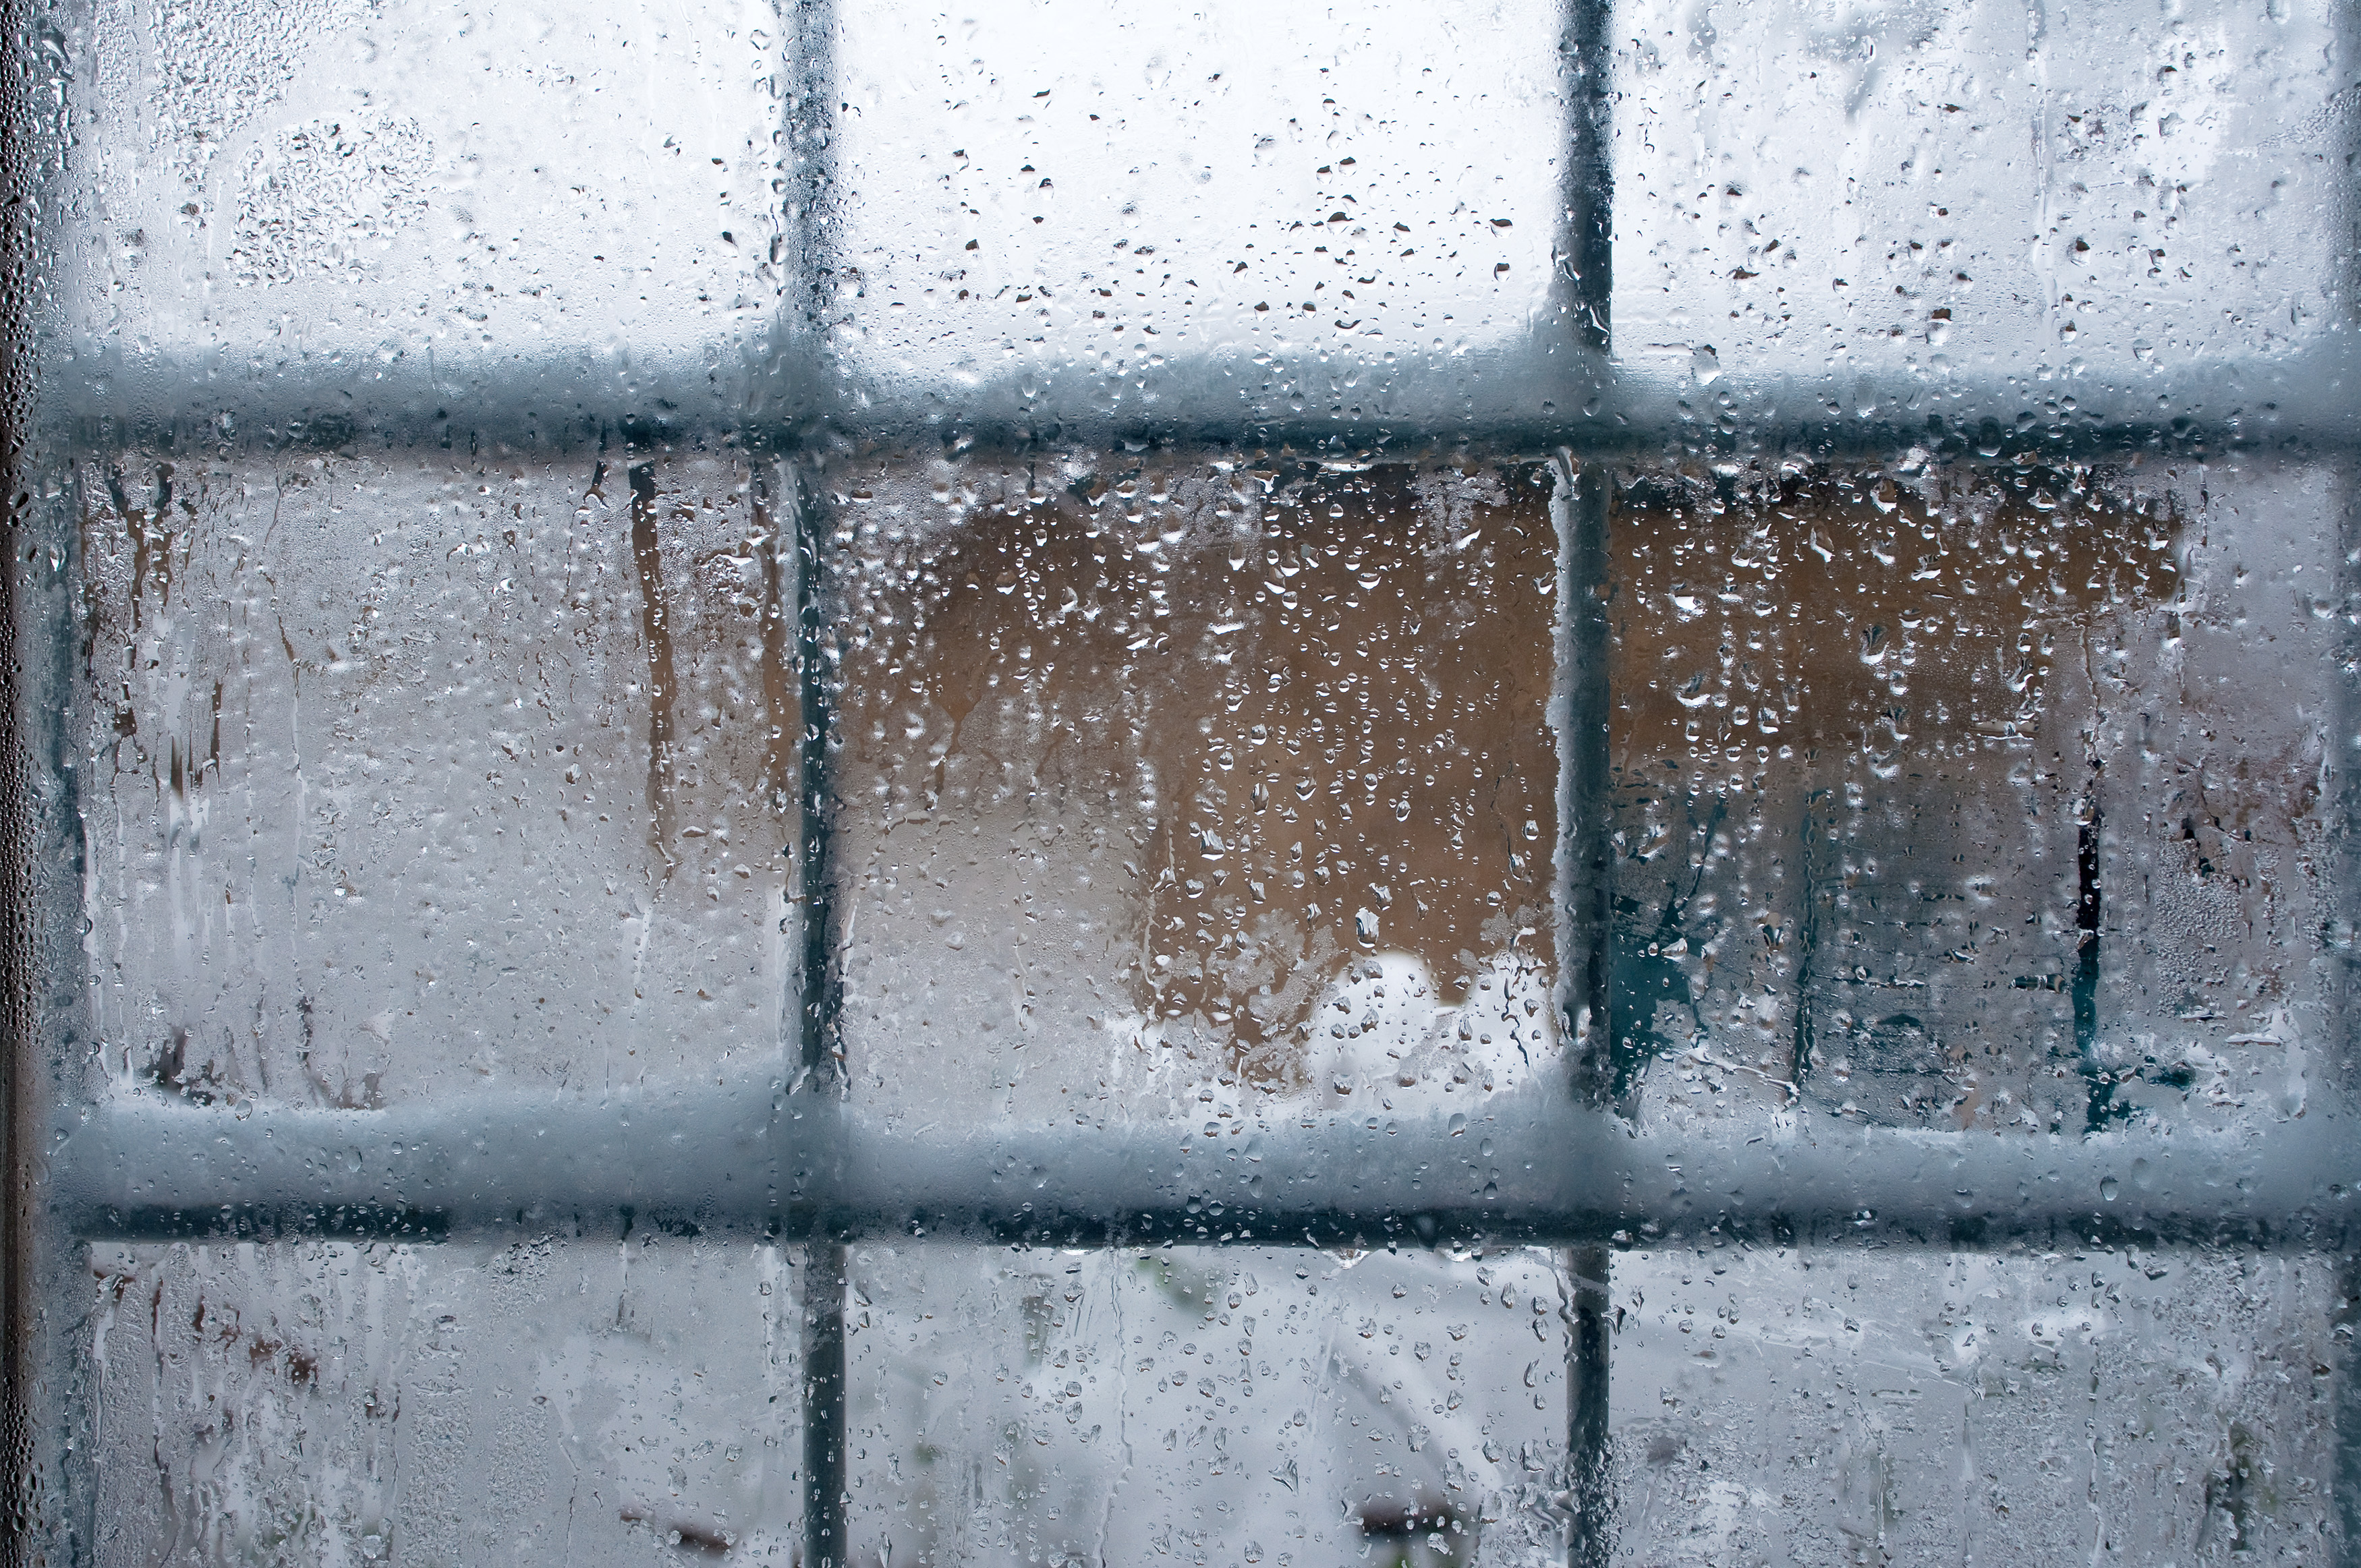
[[1605, 457, 2342, 1136], [55, 0, 791, 422], [822, 456, 1563, 1123], [823, 0, 1583, 429], [1611, 0, 2356, 427], [76, 452, 801, 1110], [80, 1237, 804, 1562], [845, 1244, 1576, 1566], [3, 0, 2356, 1565]]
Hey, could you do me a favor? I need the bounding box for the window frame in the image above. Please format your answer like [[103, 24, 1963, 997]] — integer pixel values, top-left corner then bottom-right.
[[5, 1, 2358, 1565]]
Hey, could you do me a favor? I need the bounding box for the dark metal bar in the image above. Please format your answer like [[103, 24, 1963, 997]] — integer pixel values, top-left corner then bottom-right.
[[1563, 1244, 1613, 1568], [801, 1240, 851, 1568], [789, 461, 844, 1098], [770, 7, 855, 1548], [29, 348, 2358, 469], [1554, 3, 1619, 1548], [45, 1085, 2361, 1252], [0, 0, 68, 1555], [1556, 458, 1614, 1109], [785, 448, 853, 1568], [1554, 454, 1620, 1568], [2075, 771, 2109, 1130]]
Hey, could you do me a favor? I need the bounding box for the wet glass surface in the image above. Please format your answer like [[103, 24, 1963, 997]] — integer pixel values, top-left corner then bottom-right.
[[824, 0, 1582, 428], [1611, 0, 2355, 414], [77, 1237, 805, 1564], [72, 451, 800, 1110], [845, 1244, 1572, 1567], [823, 455, 1564, 1125], [8, 0, 2358, 1563], [1605, 456, 2345, 1136]]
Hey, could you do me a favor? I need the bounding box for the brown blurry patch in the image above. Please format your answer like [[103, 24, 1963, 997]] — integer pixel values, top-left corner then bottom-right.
[[629, 462, 681, 870], [1606, 461, 2182, 1120], [830, 459, 1558, 1084], [1612, 464, 2176, 776], [627, 459, 799, 906]]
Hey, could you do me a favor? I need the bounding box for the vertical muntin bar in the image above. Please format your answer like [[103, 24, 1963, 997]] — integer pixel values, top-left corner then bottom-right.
[[786, 455, 852, 1568], [1555, 0, 1617, 1555], [1564, 1246, 1614, 1568], [1554, 456, 1617, 1567]]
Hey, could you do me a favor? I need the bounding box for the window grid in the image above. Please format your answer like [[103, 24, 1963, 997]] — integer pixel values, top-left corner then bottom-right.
[[9, 1, 2359, 1565]]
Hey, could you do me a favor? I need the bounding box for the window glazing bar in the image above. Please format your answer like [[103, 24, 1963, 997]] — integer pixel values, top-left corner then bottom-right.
[[47, 1086, 2361, 1251], [34, 349, 2359, 465]]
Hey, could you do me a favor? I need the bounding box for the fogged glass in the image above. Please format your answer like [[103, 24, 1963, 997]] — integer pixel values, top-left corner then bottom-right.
[[824, 0, 1588, 428], [1605, 457, 2345, 1134], [1613, 0, 2356, 410], [76, 1237, 805, 1564], [57, 0, 789, 415], [74, 450, 800, 1107], [821, 456, 1565, 1123], [845, 1244, 1573, 1567], [1610, 1244, 2339, 1561], [12, 0, 2361, 1563]]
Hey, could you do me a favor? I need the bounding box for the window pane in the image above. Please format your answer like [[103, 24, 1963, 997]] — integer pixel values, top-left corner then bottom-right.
[[60, 0, 788, 417], [824, 0, 1583, 429], [1612, 0, 2355, 416], [822, 455, 1566, 1124], [14, 0, 2361, 1561], [74, 449, 798, 1106], [845, 1244, 1573, 1565], [78, 1237, 804, 1563], [1610, 1244, 2339, 1561], [1605, 457, 2345, 1133]]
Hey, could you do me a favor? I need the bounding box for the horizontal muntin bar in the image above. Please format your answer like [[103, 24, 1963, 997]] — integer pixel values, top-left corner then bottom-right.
[[47, 1080, 2361, 1252], [28, 343, 2358, 463]]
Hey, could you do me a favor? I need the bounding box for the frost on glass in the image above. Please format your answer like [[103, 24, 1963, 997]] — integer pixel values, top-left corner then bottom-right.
[[825, 0, 1584, 430], [844, 1244, 1574, 1567], [74, 451, 799, 1109], [76, 1237, 804, 1564], [1605, 459, 2341, 1133], [59, 0, 791, 418], [1612, 0, 2356, 417], [1609, 1244, 2339, 1563], [822, 456, 1562, 1123]]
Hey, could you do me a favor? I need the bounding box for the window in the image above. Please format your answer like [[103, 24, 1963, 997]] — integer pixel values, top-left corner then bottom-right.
[[5, 1, 2355, 1564]]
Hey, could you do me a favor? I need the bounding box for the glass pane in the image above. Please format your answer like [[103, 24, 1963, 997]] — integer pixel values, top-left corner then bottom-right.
[[58, 0, 789, 417], [76, 1236, 804, 1563], [73, 449, 799, 1107], [13, 0, 2361, 1561], [1612, 0, 2356, 417], [1605, 457, 2345, 1134], [824, 0, 1585, 428], [1610, 1244, 2339, 1561], [821, 454, 1566, 1125], [845, 1243, 1574, 1565]]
